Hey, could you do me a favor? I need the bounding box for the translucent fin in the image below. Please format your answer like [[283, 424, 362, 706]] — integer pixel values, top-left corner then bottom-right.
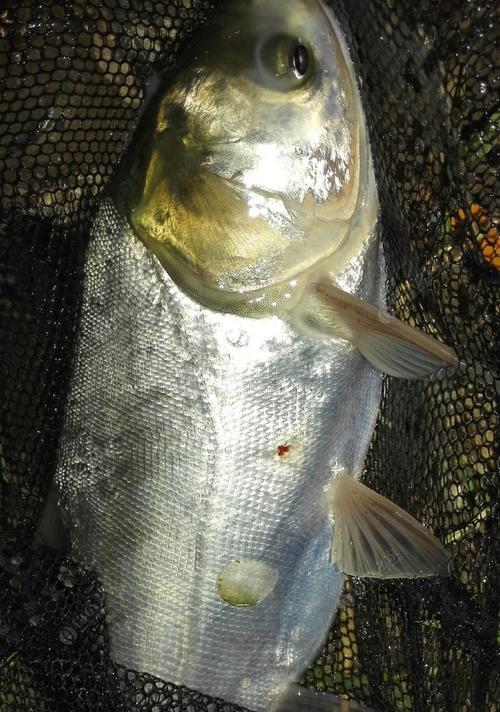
[[272, 685, 351, 711], [315, 280, 458, 379], [328, 476, 450, 578]]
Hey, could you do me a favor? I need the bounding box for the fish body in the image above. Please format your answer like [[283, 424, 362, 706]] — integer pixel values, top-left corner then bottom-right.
[[56, 197, 382, 709], [54, 0, 452, 709]]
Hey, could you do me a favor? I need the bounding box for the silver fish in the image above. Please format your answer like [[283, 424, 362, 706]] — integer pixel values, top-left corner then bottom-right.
[[53, 0, 455, 709]]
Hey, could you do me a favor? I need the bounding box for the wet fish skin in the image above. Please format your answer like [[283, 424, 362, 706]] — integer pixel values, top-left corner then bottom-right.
[[55, 195, 383, 710]]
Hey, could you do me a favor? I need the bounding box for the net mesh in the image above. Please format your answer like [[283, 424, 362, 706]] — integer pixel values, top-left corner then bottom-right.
[[0, 1, 498, 711]]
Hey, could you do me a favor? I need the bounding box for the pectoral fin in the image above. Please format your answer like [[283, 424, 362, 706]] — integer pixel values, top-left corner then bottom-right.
[[315, 280, 458, 379], [328, 475, 450, 578]]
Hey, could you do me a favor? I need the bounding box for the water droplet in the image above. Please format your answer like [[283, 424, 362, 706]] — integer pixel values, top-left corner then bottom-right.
[[226, 328, 249, 348], [290, 627, 300, 642]]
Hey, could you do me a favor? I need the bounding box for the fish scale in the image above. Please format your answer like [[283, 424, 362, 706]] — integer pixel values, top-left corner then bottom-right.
[[55, 197, 384, 710]]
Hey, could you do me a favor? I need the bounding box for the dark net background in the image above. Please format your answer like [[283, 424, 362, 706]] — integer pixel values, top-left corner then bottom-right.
[[0, 0, 498, 710]]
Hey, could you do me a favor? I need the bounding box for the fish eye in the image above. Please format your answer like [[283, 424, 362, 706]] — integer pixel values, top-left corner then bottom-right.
[[290, 44, 309, 77], [255, 34, 313, 90]]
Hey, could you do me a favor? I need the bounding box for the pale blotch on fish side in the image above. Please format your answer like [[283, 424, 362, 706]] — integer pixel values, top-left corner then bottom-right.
[[217, 560, 279, 607], [52, 0, 454, 710]]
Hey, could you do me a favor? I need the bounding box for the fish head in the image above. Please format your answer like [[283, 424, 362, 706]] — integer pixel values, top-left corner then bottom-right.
[[116, 0, 378, 315]]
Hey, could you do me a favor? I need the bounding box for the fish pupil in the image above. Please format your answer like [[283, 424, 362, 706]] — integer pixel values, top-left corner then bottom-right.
[[291, 44, 309, 77]]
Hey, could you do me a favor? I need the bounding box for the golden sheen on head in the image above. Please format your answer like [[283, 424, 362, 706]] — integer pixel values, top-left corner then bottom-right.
[[115, 0, 375, 315]]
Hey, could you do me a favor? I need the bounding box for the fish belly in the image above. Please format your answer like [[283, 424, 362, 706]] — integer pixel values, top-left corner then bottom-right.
[[55, 198, 384, 710]]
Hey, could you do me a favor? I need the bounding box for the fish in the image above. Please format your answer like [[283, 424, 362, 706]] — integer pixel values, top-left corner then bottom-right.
[[52, 0, 457, 710]]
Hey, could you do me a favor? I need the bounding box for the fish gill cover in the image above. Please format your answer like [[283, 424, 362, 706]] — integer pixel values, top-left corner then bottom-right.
[[0, 1, 498, 711]]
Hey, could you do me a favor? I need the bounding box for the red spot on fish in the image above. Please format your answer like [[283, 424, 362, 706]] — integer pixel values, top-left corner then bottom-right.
[[277, 444, 290, 458]]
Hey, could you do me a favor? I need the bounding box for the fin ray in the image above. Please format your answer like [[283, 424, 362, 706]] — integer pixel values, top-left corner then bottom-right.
[[328, 476, 450, 578], [315, 280, 458, 379]]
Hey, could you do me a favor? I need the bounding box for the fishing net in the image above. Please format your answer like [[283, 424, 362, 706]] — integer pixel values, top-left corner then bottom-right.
[[0, 0, 498, 710]]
